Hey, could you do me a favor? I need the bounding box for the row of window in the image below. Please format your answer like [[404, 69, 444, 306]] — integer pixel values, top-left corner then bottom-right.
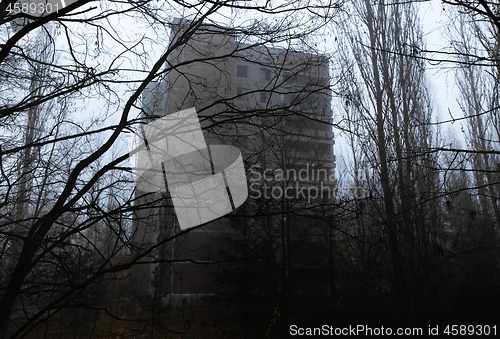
[[283, 72, 328, 86], [237, 65, 271, 80], [237, 64, 328, 86], [237, 87, 271, 102], [236, 87, 329, 109]]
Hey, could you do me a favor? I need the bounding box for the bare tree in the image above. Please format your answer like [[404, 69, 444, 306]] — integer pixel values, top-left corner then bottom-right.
[[337, 0, 442, 319], [444, 6, 500, 229], [0, 0, 341, 337]]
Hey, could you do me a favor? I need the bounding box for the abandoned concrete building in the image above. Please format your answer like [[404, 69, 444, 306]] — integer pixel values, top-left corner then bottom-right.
[[131, 18, 335, 306]]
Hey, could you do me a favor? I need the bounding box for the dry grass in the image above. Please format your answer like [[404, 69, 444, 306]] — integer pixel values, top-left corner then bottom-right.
[[9, 304, 249, 339]]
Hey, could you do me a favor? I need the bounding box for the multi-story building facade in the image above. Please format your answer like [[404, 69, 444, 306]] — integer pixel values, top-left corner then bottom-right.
[[131, 18, 335, 306]]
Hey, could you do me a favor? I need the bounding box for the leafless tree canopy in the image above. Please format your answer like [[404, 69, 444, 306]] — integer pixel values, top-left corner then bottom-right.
[[0, 0, 500, 338]]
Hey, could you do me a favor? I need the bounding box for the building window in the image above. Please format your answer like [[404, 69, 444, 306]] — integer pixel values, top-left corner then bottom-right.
[[261, 117, 273, 126], [237, 65, 248, 78], [314, 97, 327, 110], [260, 91, 271, 103], [260, 68, 271, 81], [283, 93, 297, 105], [283, 93, 289, 105], [237, 87, 249, 100]]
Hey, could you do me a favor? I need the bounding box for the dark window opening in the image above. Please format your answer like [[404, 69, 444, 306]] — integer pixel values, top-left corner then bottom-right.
[[260, 91, 271, 103], [260, 68, 271, 81], [237, 65, 248, 78], [237, 87, 249, 100]]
